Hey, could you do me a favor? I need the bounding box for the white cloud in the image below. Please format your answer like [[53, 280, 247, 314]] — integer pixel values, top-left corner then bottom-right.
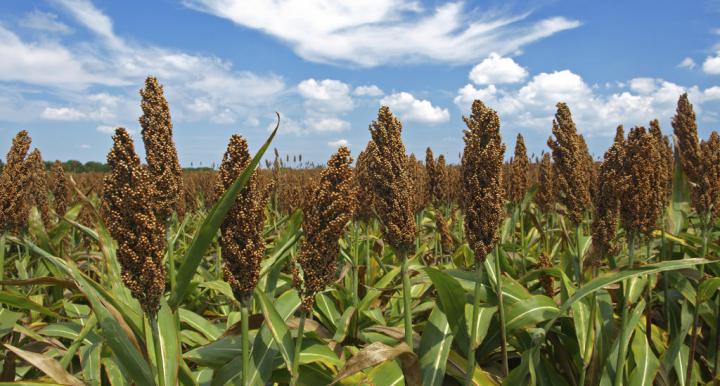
[[184, 0, 579, 66], [703, 54, 720, 74], [309, 117, 350, 132], [469, 53, 528, 85], [455, 67, 720, 137], [381, 92, 449, 123], [297, 78, 353, 112], [19, 10, 72, 33], [454, 84, 498, 109], [79, 144, 91, 149], [353, 85, 384, 97], [328, 139, 349, 147], [41, 107, 86, 120], [678, 57, 696, 70], [0, 0, 287, 126], [96, 125, 116, 134]]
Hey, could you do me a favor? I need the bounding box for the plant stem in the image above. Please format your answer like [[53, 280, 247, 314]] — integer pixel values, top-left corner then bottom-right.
[[365, 224, 371, 286], [400, 250, 414, 349], [613, 236, 636, 386], [575, 224, 583, 285], [0, 234, 5, 292], [495, 247, 509, 376], [661, 229, 671, 341], [687, 220, 709, 382], [519, 205, 526, 275], [240, 299, 251, 386], [351, 224, 360, 338], [291, 310, 306, 386], [465, 264, 483, 386], [150, 315, 166, 386]]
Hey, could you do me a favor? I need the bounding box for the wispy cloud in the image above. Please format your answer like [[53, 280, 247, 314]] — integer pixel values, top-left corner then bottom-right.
[[183, 0, 580, 67]]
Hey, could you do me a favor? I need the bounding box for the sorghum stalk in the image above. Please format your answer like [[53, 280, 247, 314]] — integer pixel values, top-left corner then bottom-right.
[[241, 298, 251, 386], [366, 107, 416, 349], [613, 236, 636, 386], [292, 147, 356, 383], [547, 103, 593, 284], [461, 100, 506, 381]]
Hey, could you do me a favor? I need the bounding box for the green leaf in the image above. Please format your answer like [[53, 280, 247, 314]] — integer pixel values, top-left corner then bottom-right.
[[0, 290, 63, 319], [419, 308, 454, 386], [255, 289, 295, 373], [505, 295, 559, 331], [332, 342, 421, 386], [424, 268, 470, 353], [628, 326, 659, 386], [331, 306, 355, 343], [697, 277, 720, 303], [170, 118, 280, 308], [179, 308, 222, 341], [543, 258, 713, 332], [153, 300, 181, 386]]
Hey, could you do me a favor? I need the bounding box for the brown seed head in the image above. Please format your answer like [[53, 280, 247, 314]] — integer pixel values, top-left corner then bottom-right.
[[407, 153, 428, 214], [0, 130, 32, 232], [619, 126, 666, 240], [50, 161, 69, 217], [535, 153, 555, 213], [215, 135, 269, 302], [537, 253, 555, 297], [509, 133, 530, 204], [426, 147, 449, 206], [672, 93, 702, 184], [547, 102, 593, 225], [354, 141, 376, 222], [139, 76, 185, 222], [649, 119, 673, 200], [695, 131, 720, 222], [590, 125, 625, 263], [367, 106, 416, 254], [26, 149, 50, 225], [101, 128, 166, 317], [435, 210, 454, 254], [295, 146, 356, 312], [461, 100, 506, 263]]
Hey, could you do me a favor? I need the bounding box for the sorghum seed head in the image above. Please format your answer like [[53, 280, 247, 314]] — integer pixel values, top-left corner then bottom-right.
[[590, 125, 625, 263], [461, 100, 506, 263], [407, 153, 428, 214], [537, 253, 555, 297], [215, 134, 268, 303], [547, 102, 593, 225], [0, 130, 32, 232], [295, 146, 356, 312], [101, 128, 166, 317], [139, 76, 185, 222], [649, 119, 673, 200], [672, 93, 702, 185], [535, 153, 555, 214], [367, 106, 416, 254], [695, 132, 720, 222], [51, 160, 69, 217], [354, 141, 376, 222], [620, 126, 666, 240], [509, 133, 530, 204], [26, 149, 50, 225]]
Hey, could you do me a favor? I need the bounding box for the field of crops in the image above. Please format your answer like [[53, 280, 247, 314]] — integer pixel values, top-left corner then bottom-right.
[[0, 76, 719, 386]]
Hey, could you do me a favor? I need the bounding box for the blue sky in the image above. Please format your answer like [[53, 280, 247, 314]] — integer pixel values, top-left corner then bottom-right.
[[1, 0, 719, 166]]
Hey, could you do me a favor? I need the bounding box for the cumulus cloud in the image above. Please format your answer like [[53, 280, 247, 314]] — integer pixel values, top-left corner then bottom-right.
[[469, 53, 528, 85], [454, 69, 720, 137], [678, 57, 696, 70], [353, 85, 384, 97], [297, 78, 353, 112], [703, 55, 720, 74], [380, 92, 449, 123], [309, 117, 351, 132], [184, 0, 579, 66], [41, 107, 86, 121]]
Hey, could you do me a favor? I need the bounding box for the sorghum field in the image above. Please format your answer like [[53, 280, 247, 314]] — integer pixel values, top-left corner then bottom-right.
[[0, 77, 718, 386]]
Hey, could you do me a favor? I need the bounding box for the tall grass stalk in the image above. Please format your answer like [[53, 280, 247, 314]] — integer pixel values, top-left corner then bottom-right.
[[465, 264, 483, 385], [400, 250, 413, 349], [614, 236, 636, 386], [687, 218, 709, 381], [241, 299, 251, 386], [150, 316, 166, 386], [291, 310, 306, 386], [495, 247, 509, 375]]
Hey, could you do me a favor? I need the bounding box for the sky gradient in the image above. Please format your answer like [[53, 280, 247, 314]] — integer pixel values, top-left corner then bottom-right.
[[1, 0, 719, 166]]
